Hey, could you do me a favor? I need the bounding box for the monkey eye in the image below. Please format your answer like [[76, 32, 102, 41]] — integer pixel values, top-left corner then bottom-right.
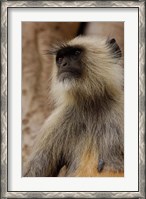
[[56, 56, 63, 64], [74, 50, 81, 56], [71, 50, 82, 59]]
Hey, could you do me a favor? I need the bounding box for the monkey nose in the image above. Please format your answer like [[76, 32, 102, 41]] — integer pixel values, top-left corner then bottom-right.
[[56, 55, 70, 68], [59, 58, 69, 68], [62, 60, 68, 67]]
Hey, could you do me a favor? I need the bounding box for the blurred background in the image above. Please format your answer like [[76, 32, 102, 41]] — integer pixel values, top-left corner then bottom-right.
[[22, 22, 124, 165]]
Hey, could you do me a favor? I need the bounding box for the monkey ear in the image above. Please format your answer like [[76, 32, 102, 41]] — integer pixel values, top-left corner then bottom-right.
[[107, 38, 122, 58]]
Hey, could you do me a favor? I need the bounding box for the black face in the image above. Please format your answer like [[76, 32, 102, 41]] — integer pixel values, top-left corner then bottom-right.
[[56, 46, 83, 82]]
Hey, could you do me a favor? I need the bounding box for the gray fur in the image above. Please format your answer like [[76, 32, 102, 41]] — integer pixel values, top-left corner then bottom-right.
[[24, 36, 124, 177]]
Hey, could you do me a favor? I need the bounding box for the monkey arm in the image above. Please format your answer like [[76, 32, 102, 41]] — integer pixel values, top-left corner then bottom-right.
[[97, 117, 124, 173], [23, 108, 66, 177]]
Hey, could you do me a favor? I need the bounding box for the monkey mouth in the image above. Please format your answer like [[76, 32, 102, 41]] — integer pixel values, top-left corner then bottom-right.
[[58, 68, 81, 82]]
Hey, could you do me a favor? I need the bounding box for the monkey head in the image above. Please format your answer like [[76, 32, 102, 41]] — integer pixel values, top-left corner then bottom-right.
[[50, 36, 123, 105]]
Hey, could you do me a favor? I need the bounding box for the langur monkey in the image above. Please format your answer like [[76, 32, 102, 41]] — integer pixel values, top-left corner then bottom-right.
[[24, 36, 124, 177]]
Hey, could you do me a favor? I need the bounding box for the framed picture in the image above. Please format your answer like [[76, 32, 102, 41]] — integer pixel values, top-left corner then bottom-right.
[[1, 0, 145, 198]]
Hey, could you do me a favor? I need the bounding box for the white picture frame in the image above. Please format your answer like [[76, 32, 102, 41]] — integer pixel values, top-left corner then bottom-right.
[[1, 1, 145, 198]]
